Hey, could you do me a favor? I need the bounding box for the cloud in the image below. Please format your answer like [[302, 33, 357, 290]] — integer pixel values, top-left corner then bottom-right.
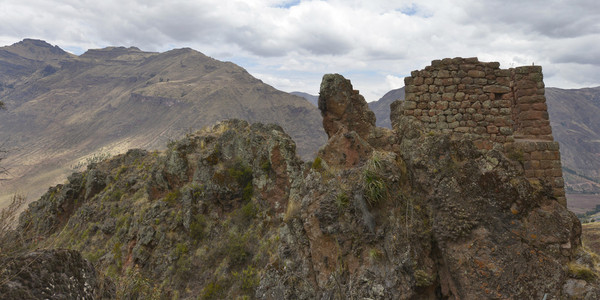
[[1, 0, 599, 100]]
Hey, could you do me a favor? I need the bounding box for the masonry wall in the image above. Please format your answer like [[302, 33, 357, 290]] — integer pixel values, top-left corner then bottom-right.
[[399, 57, 565, 205]]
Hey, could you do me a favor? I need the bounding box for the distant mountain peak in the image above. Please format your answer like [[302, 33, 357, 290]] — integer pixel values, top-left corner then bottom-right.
[[3, 38, 69, 61], [80, 46, 153, 60]]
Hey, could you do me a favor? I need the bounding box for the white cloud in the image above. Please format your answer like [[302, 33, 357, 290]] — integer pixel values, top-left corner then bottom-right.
[[1, 0, 599, 100]]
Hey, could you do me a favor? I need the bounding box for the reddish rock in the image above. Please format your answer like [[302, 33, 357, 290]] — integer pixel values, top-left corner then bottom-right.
[[318, 74, 375, 140]]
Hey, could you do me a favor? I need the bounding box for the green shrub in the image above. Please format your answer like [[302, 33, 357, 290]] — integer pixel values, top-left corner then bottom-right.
[[261, 159, 271, 173], [200, 281, 225, 300], [312, 157, 323, 170], [240, 201, 258, 221], [364, 170, 387, 206], [189, 215, 206, 240], [162, 189, 181, 205], [225, 232, 249, 264], [335, 192, 349, 208], [234, 265, 259, 292]]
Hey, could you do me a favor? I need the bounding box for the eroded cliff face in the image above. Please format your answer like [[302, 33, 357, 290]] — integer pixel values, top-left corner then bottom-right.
[[1, 73, 598, 299]]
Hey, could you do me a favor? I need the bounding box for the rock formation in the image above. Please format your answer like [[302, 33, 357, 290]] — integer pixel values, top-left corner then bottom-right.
[[0, 249, 113, 299], [1, 59, 598, 299]]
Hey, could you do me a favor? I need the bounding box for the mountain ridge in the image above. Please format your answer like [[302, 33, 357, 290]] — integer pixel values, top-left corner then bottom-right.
[[0, 39, 326, 208]]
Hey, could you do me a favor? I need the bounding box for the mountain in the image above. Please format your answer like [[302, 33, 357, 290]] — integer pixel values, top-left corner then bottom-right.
[[546, 87, 600, 194], [368, 87, 404, 128], [290, 91, 318, 106], [0, 39, 326, 208], [1, 73, 596, 299]]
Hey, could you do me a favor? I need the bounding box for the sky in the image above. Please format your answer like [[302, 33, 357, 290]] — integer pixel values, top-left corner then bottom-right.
[[1, 0, 599, 101]]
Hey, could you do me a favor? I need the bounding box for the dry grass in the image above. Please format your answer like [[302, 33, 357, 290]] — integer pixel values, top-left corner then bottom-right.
[[582, 222, 600, 257]]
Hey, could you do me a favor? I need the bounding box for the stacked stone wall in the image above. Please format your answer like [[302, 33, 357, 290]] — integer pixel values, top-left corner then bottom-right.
[[397, 57, 565, 205]]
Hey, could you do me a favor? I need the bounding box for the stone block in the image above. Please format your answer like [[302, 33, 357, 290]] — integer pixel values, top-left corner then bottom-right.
[[550, 168, 562, 177], [406, 85, 418, 93], [442, 78, 454, 86], [442, 93, 455, 101], [540, 160, 554, 169], [468, 70, 486, 78], [499, 108, 511, 115], [474, 126, 487, 134], [499, 126, 513, 136], [531, 103, 547, 111], [437, 101, 449, 110], [531, 151, 543, 160], [438, 69, 451, 78], [461, 77, 474, 84], [519, 110, 547, 120], [475, 78, 489, 85], [516, 88, 537, 97], [539, 126, 552, 135], [483, 85, 511, 93], [487, 125, 499, 134], [404, 101, 417, 110], [534, 169, 545, 177], [547, 142, 560, 151]]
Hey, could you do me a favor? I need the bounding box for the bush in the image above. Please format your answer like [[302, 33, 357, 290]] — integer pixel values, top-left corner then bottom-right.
[[162, 189, 181, 205], [234, 265, 259, 292], [200, 281, 225, 300], [189, 215, 206, 240], [363, 170, 387, 206], [312, 157, 323, 170]]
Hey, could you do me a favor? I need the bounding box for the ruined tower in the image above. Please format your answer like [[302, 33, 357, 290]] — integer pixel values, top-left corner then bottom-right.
[[393, 57, 565, 205]]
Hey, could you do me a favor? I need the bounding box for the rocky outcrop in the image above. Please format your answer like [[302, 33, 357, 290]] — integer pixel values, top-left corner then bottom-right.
[[3, 63, 599, 299], [317, 74, 395, 168], [318, 74, 376, 140], [0, 249, 113, 299]]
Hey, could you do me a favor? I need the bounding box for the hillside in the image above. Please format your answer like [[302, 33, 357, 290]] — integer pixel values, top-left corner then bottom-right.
[[546, 87, 600, 195], [290, 91, 318, 106], [0, 39, 326, 208], [368, 87, 405, 128], [1, 72, 596, 299]]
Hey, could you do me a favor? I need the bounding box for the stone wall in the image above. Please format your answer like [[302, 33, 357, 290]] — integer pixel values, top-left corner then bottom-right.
[[396, 57, 565, 205]]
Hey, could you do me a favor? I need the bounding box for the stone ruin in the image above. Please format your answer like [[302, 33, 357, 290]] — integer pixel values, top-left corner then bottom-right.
[[391, 57, 565, 205]]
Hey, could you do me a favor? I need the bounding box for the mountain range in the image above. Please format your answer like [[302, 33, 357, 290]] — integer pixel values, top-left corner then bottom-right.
[[2, 39, 600, 214], [0, 39, 326, 207]]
